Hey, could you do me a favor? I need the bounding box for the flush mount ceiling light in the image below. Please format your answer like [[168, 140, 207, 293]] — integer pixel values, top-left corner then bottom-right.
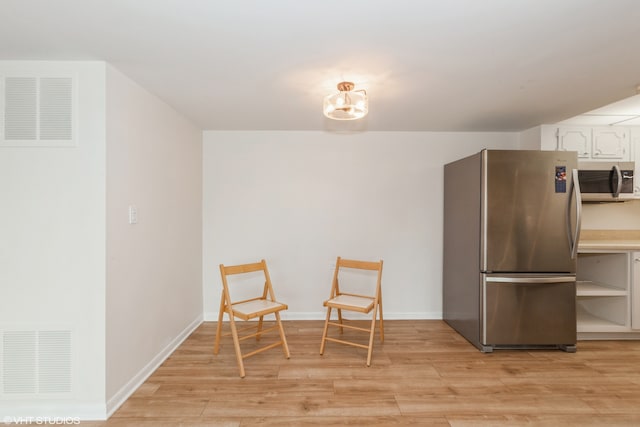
[[323, 81, 368, 120]]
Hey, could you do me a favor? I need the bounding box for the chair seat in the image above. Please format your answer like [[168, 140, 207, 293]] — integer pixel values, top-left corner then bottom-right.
[[325, 294, 375, 313], [232, 299, 288, 320]]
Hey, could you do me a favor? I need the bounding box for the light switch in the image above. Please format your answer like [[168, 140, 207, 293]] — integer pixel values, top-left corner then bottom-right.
[[128, 205, 138, 224]]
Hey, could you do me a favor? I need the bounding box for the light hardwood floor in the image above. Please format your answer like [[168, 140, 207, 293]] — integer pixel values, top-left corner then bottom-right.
[[86, 320, 640, 426]]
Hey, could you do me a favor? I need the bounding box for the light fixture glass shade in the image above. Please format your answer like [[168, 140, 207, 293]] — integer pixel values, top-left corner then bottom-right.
[[323, 81, 368, 120]]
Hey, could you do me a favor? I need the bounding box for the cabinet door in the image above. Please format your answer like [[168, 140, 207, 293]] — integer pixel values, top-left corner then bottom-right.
[[592, 127, 629, 160], [633, 252, 640, 330], [557, 127, 591, 158]]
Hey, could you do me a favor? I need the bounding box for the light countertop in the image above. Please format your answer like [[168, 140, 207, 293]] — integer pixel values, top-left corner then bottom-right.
[[578, 230, 640, 251]]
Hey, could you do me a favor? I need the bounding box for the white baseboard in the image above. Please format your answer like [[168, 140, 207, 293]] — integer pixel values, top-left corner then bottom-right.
[[105, 313, 203, 418]]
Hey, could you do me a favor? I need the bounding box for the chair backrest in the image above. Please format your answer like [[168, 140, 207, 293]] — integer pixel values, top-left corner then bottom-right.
[[219, 259, 278, 304], [330, 256, 383, 299]]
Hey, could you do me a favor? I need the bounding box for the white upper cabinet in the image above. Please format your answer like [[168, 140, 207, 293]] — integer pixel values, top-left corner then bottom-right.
[[554, 126, 630, 161], [592, 127, 629, 159], [556, 127, 591, 158]]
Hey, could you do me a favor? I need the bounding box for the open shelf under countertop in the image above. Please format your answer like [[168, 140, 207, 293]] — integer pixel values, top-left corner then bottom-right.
[[576, 280, 627, 296], [576, 309, 629, 333]]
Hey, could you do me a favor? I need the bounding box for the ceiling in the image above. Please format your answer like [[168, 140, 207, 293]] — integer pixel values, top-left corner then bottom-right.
[[558, 94, 640, 126], [2, 0, 640, 132]]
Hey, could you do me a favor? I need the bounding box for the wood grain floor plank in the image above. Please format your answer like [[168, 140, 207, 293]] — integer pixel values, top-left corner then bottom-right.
[[395, 393, 597, 415], [201, 395, 401, 418], [447, 414, 640, 427], [234, 415, 450, 426], [111, 397, 209, 418]]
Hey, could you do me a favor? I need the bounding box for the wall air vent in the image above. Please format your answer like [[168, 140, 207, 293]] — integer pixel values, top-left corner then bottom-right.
[[1, 329, 73, 396], [2, 331, 36, 394], [4, 77, 37, 141], [39, 77, 73, 141], [1, 75, 76, 147]]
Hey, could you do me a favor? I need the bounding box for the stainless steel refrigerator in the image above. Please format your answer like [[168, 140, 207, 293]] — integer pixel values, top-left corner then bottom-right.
[[443, 149, 580, 352]]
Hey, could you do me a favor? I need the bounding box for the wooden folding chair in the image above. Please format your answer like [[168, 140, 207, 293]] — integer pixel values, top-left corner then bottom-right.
[[320, 256, 384, 366], [214, 259, 290, 377]]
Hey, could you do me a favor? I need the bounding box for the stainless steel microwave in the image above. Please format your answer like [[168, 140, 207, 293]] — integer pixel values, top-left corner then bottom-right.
[[577, 161, 635, 202]]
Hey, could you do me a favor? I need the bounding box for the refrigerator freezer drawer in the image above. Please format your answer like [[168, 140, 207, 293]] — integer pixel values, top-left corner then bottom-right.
[[482, 276, 577, 348]]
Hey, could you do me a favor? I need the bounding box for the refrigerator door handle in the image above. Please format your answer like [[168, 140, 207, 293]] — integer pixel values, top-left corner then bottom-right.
[[486, 276, 575, 284], [612, 164, 622, 198], [567, 168, 582, 260]]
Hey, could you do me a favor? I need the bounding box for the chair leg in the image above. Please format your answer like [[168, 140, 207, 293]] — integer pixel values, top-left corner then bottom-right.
[[213, 292, 226, 355], [378, 300, 385, 343], [366, 308, 377, 367], [227, 314, 246, 378], [256, 315, 264, 341], [337, 308, 344, 334], [275, 312, 290, 358], [320, 306, 332, 355]]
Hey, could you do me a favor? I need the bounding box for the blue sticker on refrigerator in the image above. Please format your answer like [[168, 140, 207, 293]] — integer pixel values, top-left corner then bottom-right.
[[555, 166, 567, 193]]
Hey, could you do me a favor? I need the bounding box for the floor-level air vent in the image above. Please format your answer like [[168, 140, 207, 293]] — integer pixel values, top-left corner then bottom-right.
[[1, 329, 72, 396]]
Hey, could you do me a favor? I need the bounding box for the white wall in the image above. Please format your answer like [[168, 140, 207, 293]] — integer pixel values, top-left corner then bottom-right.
[[582, 200, 640, 229], [105, 65, 203, 413], [0, 61, 107, 417], [203, 131, 519, 320], [518, 125, 543, 150]]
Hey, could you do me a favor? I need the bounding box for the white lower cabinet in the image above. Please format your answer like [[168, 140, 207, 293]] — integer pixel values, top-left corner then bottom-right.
[[576, 251, 630, 335], [633, 252, 640, 330]]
